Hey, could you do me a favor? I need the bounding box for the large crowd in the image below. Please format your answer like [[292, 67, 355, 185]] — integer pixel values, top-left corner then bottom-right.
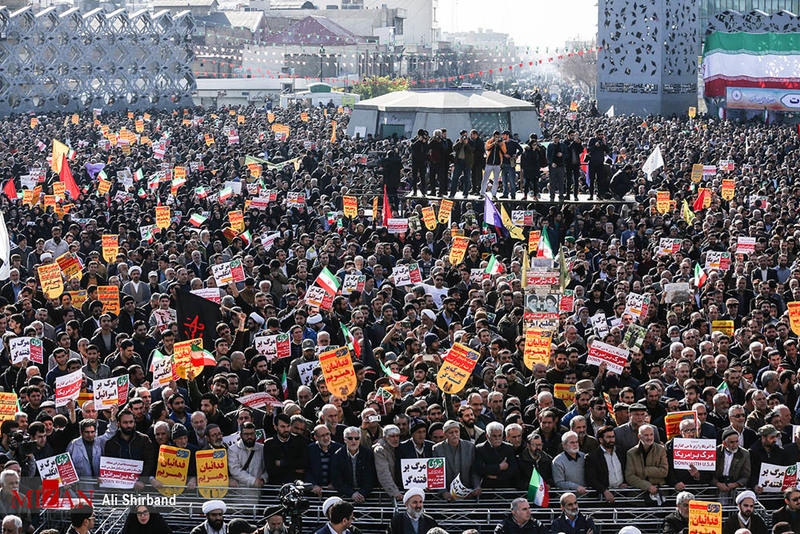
[[0, 85, 798, 534]]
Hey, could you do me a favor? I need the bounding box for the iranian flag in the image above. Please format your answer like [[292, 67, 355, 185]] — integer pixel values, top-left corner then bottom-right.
[[703, 32, 800, 98], [527, 466, 550, 507], [341, 321, 361, 358], [219, 186, 233, 201], [485, 254, 503, 275], [135, 169, 144, 182], [379, 359, 407, 382], [239, 230, 252, 247], [189, 213, 207, 227], [694, 263, 707, 288], [172, 176, 186, 190], [137, 188, 146, 199], [717, 379, 731, 400], [537, 230, 554, 259], [315, 267, 340, 296], [196, 186, 207, 199], [190, 343, 216, 368], [281, 369, 289, 398]]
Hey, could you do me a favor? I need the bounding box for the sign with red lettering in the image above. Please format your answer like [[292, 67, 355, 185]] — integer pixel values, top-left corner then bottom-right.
[[587, 341, 629, 375], [672, 438, 716, 471]]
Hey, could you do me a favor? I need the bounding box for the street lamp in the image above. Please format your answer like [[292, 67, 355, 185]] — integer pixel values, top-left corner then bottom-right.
[[319, 45, 325, 78]]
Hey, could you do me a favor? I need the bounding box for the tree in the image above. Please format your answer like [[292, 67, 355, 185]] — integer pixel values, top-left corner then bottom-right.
[[351, 76, 409, 100], [557, 50, 597, 92]]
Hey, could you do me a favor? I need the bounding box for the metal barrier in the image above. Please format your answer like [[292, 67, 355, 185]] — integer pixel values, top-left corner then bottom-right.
[[27, 481, 775, 534]]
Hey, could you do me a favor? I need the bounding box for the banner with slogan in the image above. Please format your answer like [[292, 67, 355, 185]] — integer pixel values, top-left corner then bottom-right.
[[155, 445, 190, 496], [656, 191, 670, 214], [401, 458, 446, 490], [665, 411, 698, 440], [0, 392, 18, 422], [624, 293, 650, 320], [554, 383, 576, 407], [343, 196, 358, 218], [758, 463, 800, 492], [228, 211, 244, 233], [587, 341, 629, 374], [342, 274, 366, 295], [711, 320, 734, 336], [422, 206, 437, 230], [55, 370, 82, 407], [560, 289, 574, 313], [691, 164, 704, 183], [688, 501, 722, 534], [622, 323, 647, 354], [436, 343, 480, 394], [152, 353, 177, 388], [319, 346, 356, 397], [528, 230, 541, 253], [673, 438, 716, 471], [449, 236, 469, 265], [102, 235, 118, 263], [523, 328, 553, 369], [38, 263, 64, 299], [658, 238, 681, 256], [197, 449, 228, 498], [705, 251, 730, 272], [56, 252, 82, 281], [253, 333, 291, 361], [35, 453, 79, 485], [173, 338, 204, 380], [700, 187, 712, 209], [438, 199, 453, 224], [736, 236, 756, 255], [156, 206, 171, 229], [238, 392, 283, 409], [387, 218, 408, 234], [98, 285, 120, 314], [93, 375, 130, 409], [721, 179, 735, 201], [99, 457, 143, 489], [789, 302, 800, 336], [10, 336, 44, 364]]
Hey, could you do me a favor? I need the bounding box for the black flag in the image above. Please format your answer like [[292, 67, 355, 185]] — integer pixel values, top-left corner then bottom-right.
[[174, 288, 222, 352]]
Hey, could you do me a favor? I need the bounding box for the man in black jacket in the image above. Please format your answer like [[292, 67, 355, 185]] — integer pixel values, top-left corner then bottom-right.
[[494, 497, 547, 534], [264, 413, 309, 484], [102, 409, 155, 491], [773, 488, 800, 533], [469, 130, 485, 195], [546, 134, 567, 202], [410, 130, 429, 194], [663, 491, 694, 534], [586, 130, 611, 199], [388, 488, 438, 534], [476, 421, 518, 488], [564, 131, 584, 201], [379, 150, 403, 210], [585, 425, 627, 503]]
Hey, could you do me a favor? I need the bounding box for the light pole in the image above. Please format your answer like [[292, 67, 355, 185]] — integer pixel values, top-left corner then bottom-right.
[[319, 45, 325, 79]]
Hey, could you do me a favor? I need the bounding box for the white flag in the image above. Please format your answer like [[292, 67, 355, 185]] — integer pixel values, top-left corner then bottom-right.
[[605, 105, 615, 117], [0, 211, 10, 280], [642, 145, 664, 178]]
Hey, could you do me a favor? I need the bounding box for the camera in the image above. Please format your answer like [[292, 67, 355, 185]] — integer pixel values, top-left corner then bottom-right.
[[368, 415, 381, 423], [9, 431, 36, 457], [276, 481, 313, 534]]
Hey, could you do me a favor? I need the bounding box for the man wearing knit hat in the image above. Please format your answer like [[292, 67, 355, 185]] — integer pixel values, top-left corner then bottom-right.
[[388, 488, 438, 534], [722, 490, 768, 534], [191, 500, 227, 534]]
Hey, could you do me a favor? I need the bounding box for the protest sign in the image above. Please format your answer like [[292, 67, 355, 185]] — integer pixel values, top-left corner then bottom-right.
[[10, 336, 43, 364], [400, 458, 446, 490], [690, 164, 704, 183], [0, 392, 17, 422], [211, 262, 234, 286], [320, 346, 356, 397], [624, 293, 649, 320], [99, 457, 143, 489], [592, 313, 609, 339], [437, 343, 480, 394], [238, 392, 283, 409], [387, 218, 408, 234], [36, 453, 79, 485], [197, 449, 229, 498], [656, 191, 670, 214], [721, 179, 735, 201], [438, 199, 453, 224], [191, 288, 222, 304], [711, 320, 734, 336], [253, 333, 291, 361], [736, 237, 756, 255], [155, 445, 190, 496], [228, 211, 244, 233], [55, 370, 82, 407], [688, 501, 722, 534], [790, 302, 800, 336], [93, 375, 130, 409], [56, 252, 82, 280], [587, 341, 629, 375], [343, 196, 358, 218], [672, 438, 716, 471], [422, 207, 437, 230], [305, 286, 328, 308], [622, 323, 647, 353], [393, 264, 412, 286], [297, 361, 317, 386], [450, 474, 473, 500], [560, 289, 574, 313], [757, 462, 799, 492], [523, 328, 553, 369], [98, 285, 119, 314], [554, 384, 576, 407], [156, 206, 171, 229], [173, 339, 204, 380], [342, 274, 366, 295], [152, 353, 175, 388], [665, 411, 699, 441], [38, 263, 63, 299], [449, 236, 469, 265], [102, 235, 118, 262]]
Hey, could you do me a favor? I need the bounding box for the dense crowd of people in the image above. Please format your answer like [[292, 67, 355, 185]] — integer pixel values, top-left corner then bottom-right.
[[0, 87, 797, 534]]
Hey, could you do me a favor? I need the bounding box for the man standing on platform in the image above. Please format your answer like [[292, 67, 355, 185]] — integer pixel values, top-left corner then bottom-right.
[[501, 130, 521, 199], [547, 133, 567, 203], [470, 129, 485, 195], [587, 130, 611, 200], [411, 129, 429, 195], [565, 131, 584, 201]]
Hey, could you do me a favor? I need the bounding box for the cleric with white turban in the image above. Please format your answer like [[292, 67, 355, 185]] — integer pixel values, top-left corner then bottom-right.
[[196, 500, 227, 534]]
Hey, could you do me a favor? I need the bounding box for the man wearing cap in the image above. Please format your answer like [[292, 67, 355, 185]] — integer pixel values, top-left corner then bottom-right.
[[432, 419, 481, 501], [389, 488, 438, 534], [396, 418, 434, 465], [191, 500, 228, 534], [122, 266, 151, 306], [614, 403, 661, 452], [288, 339, 318, 386], [749, 424, 789, 490], [722, 491, 768, 534], [713, 427, 750, 495]]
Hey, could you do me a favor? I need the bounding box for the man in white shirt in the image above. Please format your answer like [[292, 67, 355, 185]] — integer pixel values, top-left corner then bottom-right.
[[585, 425, 627, 503]]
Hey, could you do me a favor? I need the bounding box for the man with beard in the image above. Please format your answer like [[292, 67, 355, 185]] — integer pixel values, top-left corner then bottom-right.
[[722, 491, 768, 534], [263, 507, 288, 534], [713, 428, 751, 496], [494, 497, 547, 534], [475, 421, 518, 488], [246, 355, 278, 390], [102, 409, 154, 491], [553, 431, 587, 494], [191, 501, 228, 534], [202, 424, 226, 450], [663, 491, 694, 534], [516, 433, 554, 491], [550, 492, 598, 534], [264, 413, 308, 484], [388, 488, 438, 534], [228, 422, 266, 488], [457, 405, 484, 443], [585, 425, 627, 503]]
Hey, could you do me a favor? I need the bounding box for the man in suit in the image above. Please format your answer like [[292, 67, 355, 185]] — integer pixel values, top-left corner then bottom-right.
[[395, 419, 434, 465], [615, 403, 661, 452], [494, 497, 548, 534], [712, 428, 751, 496], [585, 425, 627, 503], [772, 488, 800, 533], [331, 426, 376, 502], [432, 419, 482, 501], [314, 500, 355, 534], [306, 423, 342, 495], [388, 488, 438, 534], [186, 250, 208, 280], [722, 491, 768, 534], [751, 256, 779, 284]]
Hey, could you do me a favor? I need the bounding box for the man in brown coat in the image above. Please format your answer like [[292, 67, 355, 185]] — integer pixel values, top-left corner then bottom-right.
[[625, 423, 668, 506]]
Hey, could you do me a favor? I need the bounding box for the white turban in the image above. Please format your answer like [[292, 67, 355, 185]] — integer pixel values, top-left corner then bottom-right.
[[403, 488, 425, 505], [202, 500, 227, 515], [619, 527, 641, 534], [322, 496, 343, 517], [736, 490, 757, 505]]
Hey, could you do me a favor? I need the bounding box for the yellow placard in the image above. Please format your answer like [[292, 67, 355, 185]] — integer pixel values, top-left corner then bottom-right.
[[524, 328, 553, 369], [688, 501, 722, 534], [53, 182, 65, 200], [665, 411, 698, 441], [102, 235, 118, 263], [97, 178, 111, 196], [721, 179, 734, 201], [144, 113, 151, 121], [343, 196, 358, 218], [38, 263, 64, 299], [56, 252, 82, 281], [320, 346, 356, 397], [71, 114, 79, 124], [438, 199, 453, 224], [127, 112, 134, 119], [155, 445, 190, 496], [30, 117, 38, 128], [789, 302, 800, 336], [97, 286, 120, 314], [69, 290, 88, 308], [228, 211, 244, 233], [711, 320, 734, 336], [688, 107, 697, 119], [436, 343, 480, 394], [44, 195, 56, 210], [656, 191, 670, 214], [569, 101, 578, 111], [700, 187, 712, 209], [554, 383, 576, 407], [0, 392, 18, 422], [528, 230, 540, 253], [173, 339, 204, 380], [422, 206, 437, 230], [135, 120, 144, 133], [197, 449, 229, 498], [300, 112, 309, 122], [449, 236, 469, 266], [237, 114, 245, 125], [156, 206, 171, 229], [691, 164, 704, 183], [267, 112, 275, 123]]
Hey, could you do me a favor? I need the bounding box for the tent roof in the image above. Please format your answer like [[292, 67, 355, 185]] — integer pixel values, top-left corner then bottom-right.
[[354, 89, 536, 113]]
